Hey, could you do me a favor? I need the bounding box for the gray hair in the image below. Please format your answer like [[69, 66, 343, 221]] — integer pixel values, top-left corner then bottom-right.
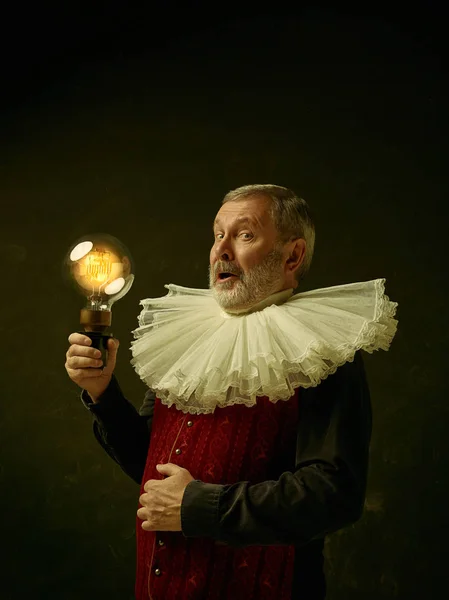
[[221, 184, 316, 284]]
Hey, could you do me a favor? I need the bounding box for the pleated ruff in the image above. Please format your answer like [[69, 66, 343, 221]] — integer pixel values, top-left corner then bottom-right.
[[130, 278, 398, 414]]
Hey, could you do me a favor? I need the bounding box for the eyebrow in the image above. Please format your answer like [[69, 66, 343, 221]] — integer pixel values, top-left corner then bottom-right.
[[212, 216, 258, 230]]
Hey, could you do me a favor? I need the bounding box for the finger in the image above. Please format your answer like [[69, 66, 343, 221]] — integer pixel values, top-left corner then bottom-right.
[[141, 521, 153, 531], [67, 344, 102, 359], [107, 338, 120, 350], [65, 365, 105, 379], [68, 333, 93, 346], [136, 507, 147, 520], [156, 463, 179, 476], [139, 493, 149, 505], [67, 355, 104, 369], [144, 480, 156, 492]]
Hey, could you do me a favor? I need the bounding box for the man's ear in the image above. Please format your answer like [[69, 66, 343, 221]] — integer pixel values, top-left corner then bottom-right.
[[286, 238, 306, 273]]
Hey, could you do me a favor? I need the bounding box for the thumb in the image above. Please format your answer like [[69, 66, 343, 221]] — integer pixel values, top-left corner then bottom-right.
[[104, 337, 119, 372], [156, 463, 180, 477], [108, 338, 120, 351]]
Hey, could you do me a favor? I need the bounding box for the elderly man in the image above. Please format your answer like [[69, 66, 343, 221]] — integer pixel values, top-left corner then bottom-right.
[[65, 184, 398, 599]]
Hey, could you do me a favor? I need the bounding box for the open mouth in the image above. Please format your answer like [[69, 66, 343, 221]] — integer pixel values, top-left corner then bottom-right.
[[217, 272, 239, 282]]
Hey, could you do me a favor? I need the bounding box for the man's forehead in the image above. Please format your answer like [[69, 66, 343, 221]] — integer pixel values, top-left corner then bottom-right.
[[214, 197, 270, 227], [214, 215, 259, 227]]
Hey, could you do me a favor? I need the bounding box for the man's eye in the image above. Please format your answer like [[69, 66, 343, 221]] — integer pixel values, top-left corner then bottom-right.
[[214, 232, 253, 240]]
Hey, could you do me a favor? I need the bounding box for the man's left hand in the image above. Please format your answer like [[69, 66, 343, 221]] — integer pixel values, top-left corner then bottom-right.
[[137, 463, 195, 532]]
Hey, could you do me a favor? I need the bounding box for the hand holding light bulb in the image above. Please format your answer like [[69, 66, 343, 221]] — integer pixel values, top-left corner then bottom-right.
[[62, 233, 135, 401], [65, 333, 120, 402]]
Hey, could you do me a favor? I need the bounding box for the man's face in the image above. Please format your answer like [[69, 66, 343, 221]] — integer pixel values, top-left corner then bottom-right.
[[209, 195, 287, 311]]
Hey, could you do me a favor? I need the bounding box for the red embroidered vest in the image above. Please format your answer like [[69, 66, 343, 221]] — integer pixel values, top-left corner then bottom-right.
[[135, 389, 300, 600]]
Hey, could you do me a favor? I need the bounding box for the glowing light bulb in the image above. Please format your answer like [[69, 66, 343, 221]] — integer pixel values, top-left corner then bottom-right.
[[63, 233, 135, 366]]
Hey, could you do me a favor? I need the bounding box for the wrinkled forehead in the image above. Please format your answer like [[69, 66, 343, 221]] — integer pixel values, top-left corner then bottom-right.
[[214, 194, 273, 228]]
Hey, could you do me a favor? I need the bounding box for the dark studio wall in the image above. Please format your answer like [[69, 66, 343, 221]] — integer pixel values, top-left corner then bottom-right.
[[0, 4, 448, 600]]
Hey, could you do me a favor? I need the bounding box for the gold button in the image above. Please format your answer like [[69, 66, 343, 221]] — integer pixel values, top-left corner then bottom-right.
[[175, 448, 182, 455], [158, 539, 164, 546], [154, 568, 161, 576], [187, 420, 193, 427]]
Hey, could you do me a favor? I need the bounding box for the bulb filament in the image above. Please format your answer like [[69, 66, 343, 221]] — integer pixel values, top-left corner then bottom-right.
[[86, 251, 112, 284]]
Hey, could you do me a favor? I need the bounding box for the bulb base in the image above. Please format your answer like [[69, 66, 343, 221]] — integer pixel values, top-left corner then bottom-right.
[[80, 308, 112, 332]]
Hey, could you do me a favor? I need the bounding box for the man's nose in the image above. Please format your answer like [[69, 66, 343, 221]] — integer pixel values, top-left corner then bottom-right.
[[215, 238, 234, 262]]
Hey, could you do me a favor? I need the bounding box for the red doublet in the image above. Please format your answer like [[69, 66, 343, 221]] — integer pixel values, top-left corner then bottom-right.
[[135, 390, 300, 600]]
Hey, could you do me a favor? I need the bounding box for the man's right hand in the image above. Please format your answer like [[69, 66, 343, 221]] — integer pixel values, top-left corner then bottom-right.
[[65, 333, 120, 403]]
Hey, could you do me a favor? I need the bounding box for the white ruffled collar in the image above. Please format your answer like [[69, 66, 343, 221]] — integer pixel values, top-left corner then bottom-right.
[[129, 278, 398, 414]]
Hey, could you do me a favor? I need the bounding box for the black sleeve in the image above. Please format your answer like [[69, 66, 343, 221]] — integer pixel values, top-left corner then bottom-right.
[[181, 350, 372, 547], [80, 374, 155, 484]]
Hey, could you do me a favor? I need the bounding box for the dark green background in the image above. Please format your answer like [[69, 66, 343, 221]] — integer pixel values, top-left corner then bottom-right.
[[1, 5, 447, 599]]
